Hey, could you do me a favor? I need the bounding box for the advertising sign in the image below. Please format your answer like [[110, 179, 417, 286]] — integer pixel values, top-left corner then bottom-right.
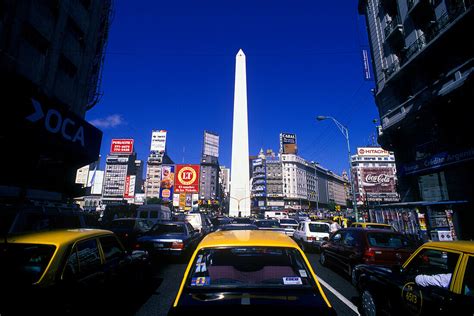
[[179, 193, 186, 208], [203, 131, 219, 157], [111, 139, 134, 154], [356, 167, 399, 203], [361, 49, 372, 81], [173, 194, 180, 207], [159, 165, 175, 201], [123, 175, 137, 198], [150, 130, 167, 153], [280, 133, 297, 154], [175, 164, 200, 193], [357, 147, 390, 156]]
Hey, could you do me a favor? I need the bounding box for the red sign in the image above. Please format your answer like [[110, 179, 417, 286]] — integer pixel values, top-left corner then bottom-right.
[[175, 165, 200, 193], [111, 139, 134, 154], [124, 175, 131, 198]]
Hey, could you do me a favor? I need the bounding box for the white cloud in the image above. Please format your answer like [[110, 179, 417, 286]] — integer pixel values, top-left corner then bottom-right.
[[89, 114, 125, 129]]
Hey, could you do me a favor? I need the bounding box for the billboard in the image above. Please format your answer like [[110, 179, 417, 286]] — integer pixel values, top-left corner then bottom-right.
[[111, 139, 134, 154], [123, 175, 136, 198], [280, 133, 297, 154], [175, 164, 200, 193], [357, 147, 390, 157], [150, 130, 167, 152], [173, 194, 180, 207], [356, 167, 399, 203], [159, 165, 175, 201]]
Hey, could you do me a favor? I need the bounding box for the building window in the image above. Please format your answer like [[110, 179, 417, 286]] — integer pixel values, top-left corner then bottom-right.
[[58, 54, 77, 77], [21, 22, 50, 54]]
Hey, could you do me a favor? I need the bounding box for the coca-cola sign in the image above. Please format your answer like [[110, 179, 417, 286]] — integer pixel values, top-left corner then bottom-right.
[[364, 173, 392, 186], [356, 167, 397, 194]]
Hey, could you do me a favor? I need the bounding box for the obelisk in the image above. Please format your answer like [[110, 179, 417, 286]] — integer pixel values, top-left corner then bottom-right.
[[229, 49, 251, 217]]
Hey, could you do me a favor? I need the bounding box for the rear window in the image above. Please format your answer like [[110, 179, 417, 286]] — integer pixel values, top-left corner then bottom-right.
[[255, 220, 280, 228], [309, 223, 329, 233], [280, 219, 298, 225], [109, 220, 135, 229], [0, 243, 56, 284], [366, 224, 392, 230], [367, 232, 414, 248], [232, 217, 252, 224], [187, 247, 314, 288], [151, 223, 185, 234]]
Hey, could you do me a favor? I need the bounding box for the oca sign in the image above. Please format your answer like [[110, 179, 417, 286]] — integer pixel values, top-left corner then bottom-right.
[[26, 99, 85, 146]]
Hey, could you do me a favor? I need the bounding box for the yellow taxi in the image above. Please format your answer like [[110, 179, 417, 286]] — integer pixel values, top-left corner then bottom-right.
[[169, 230, 336, 316], [0, 229, 149, 314], [354, 241, 474, 315], [351, 222, 396, 231]]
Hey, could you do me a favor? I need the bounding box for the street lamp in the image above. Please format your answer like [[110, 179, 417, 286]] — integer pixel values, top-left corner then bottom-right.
[[316, 115, 359, 222], [229, 196, 251, 217]]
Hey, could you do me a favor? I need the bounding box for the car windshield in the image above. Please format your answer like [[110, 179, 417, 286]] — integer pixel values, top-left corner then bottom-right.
[[255, 221, 280, 228], [280, 219, 298, 225], [187, 247, 313, 288], [0, 243, 56, 284], [151, 224, 185, 234], [366, 224, 392, 230], [367, 232, 415, 248], [219, 224, 258, 231], [309, 223, 329, 233]]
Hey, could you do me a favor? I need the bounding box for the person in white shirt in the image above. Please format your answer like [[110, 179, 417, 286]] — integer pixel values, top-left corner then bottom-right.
[[415, 273, 452, 288], [329, 220, 341, 233]]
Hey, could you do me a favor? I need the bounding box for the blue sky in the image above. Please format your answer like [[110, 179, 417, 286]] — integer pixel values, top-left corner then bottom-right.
[[87, 0, 379, 175]]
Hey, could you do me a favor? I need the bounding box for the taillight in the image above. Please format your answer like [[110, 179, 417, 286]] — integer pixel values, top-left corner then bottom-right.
[[171, 241, 184, 249], [134, 243, 141, 249], [307, 236, 316, 242], [363, 248, 375, 263]]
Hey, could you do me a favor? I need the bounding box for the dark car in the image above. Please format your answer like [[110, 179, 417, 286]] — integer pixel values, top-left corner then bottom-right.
[[0, 229, 150, 315], [319, 228, 417, 278], [211, 216, 232, 228], [106, 218, 153, 250], [217, 223, 258, 231], [231, 217, 254, 224], [354, 241, 474, 316], [137, 221, 202, 257], [254, 219, 285, 233]]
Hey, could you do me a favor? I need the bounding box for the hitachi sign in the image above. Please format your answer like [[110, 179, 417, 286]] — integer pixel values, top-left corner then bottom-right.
[[26, 99, 85, 146], [357, 147, 390, 156]]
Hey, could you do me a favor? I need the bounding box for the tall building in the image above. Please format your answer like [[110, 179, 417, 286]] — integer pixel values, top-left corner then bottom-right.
[[200, 131, 221, 205], [230, 49, 251, 216], [145, 130, 173, 199], [358, 0, 473, 239], [351, 147, 399, 206], [219, 166, 231, 197], [0, 0, 112, 198], [134, 160, 144, 193], [102, 139, 137, 204]]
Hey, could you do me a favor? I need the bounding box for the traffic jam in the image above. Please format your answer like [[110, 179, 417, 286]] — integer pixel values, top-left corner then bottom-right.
[[1, 206, 472, 315]]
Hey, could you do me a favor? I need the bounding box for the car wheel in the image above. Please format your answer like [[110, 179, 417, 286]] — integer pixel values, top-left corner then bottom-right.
[[361, 290, 378, 316], [320, 251, 327, 266]]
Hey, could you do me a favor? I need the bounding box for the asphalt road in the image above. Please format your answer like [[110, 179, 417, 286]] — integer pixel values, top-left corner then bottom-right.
[[132, 252, 361, 316]]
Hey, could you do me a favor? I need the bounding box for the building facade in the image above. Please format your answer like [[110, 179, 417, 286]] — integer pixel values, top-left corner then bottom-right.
[[359, 0, 473, 239], [200, 131, 221, 207], [0, 0, 112, 198], [144, 130, 173, 199]]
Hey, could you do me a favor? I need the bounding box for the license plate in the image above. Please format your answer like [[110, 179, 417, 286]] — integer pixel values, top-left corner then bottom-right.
[[154, 243, 164, 248]]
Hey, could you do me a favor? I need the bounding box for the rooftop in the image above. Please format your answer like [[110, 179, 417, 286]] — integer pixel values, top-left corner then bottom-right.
[[198, 230, 298, 249]]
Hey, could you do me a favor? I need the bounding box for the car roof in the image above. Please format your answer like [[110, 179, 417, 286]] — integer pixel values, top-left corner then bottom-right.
[[4, 229, 113, 245], [198, 230, 298, 249], [353, 222, 392, 226], [424, 241, 474, 253]]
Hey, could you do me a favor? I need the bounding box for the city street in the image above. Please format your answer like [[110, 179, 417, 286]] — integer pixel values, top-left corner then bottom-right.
[[133, 253, 360, 316]]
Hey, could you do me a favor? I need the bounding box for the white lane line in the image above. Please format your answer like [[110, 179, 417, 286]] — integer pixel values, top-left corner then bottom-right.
[[316, 274, 360, 315]]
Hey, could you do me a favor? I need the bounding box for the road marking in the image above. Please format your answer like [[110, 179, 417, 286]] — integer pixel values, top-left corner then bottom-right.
[[316, 274, 360, 315]]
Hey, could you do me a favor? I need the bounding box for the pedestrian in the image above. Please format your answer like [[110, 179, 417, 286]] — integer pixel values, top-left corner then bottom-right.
[[330, 220, 341, 233]]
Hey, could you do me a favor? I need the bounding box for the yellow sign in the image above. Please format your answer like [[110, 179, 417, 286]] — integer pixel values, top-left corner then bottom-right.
[[177, 166, 197, 186]]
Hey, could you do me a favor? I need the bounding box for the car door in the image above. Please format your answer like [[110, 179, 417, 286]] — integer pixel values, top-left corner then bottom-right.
[[99, 235, 128, 282], [454, 254, 474, 312], [293, 223, 303, 241], [398, 247, 462, 315], [341, 230, 360, 273], [185, 223, 196, 248], [324, 230, 345, 264]]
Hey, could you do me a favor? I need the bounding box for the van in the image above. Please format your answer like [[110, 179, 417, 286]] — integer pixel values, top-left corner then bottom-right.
[[136, 204, 171, 225], [264, 211, 288, 220], [185, 212, 212, 234]]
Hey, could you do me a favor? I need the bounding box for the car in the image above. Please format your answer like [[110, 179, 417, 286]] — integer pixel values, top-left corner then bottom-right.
[[105, 218, 153, 250], [264, 210, 289, 219], [216, 223, 258, 231], [137, 221, 202, 258], [293, 221, 331, 252], [210, 216, 232, 228], [185, 212, 213, 234], [351, 222, 396, 231], [279, 218, 299, 236], [320, 228, 417, 278], [168, 230, 336, 315], [231, 217, 254, 224], [254, 219, 286, 234], [354, 241, 474, 316], [0, 229, 150, 315]]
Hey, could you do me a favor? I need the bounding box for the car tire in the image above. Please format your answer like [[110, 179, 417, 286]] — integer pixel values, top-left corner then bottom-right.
[[320, 250, 327, 266], [361, 290, 379, 316]]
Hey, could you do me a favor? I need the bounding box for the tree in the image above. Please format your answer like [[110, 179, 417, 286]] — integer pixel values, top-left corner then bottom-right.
[[328, 201, 336, 212]]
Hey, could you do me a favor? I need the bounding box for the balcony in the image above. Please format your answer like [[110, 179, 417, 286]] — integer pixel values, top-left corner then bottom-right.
[[382, 60, 400, 79], [384, 17, 404, 44]]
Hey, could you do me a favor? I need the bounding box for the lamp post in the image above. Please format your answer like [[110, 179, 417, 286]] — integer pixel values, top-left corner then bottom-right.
[[316, 115, 359, 222], [229, 196, 251, 217]]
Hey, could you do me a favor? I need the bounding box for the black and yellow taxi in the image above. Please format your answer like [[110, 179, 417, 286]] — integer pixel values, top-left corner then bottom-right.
[[169, 230, 335, 316], [0, 229, 149, 315], [353, 241, 474, 315]]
